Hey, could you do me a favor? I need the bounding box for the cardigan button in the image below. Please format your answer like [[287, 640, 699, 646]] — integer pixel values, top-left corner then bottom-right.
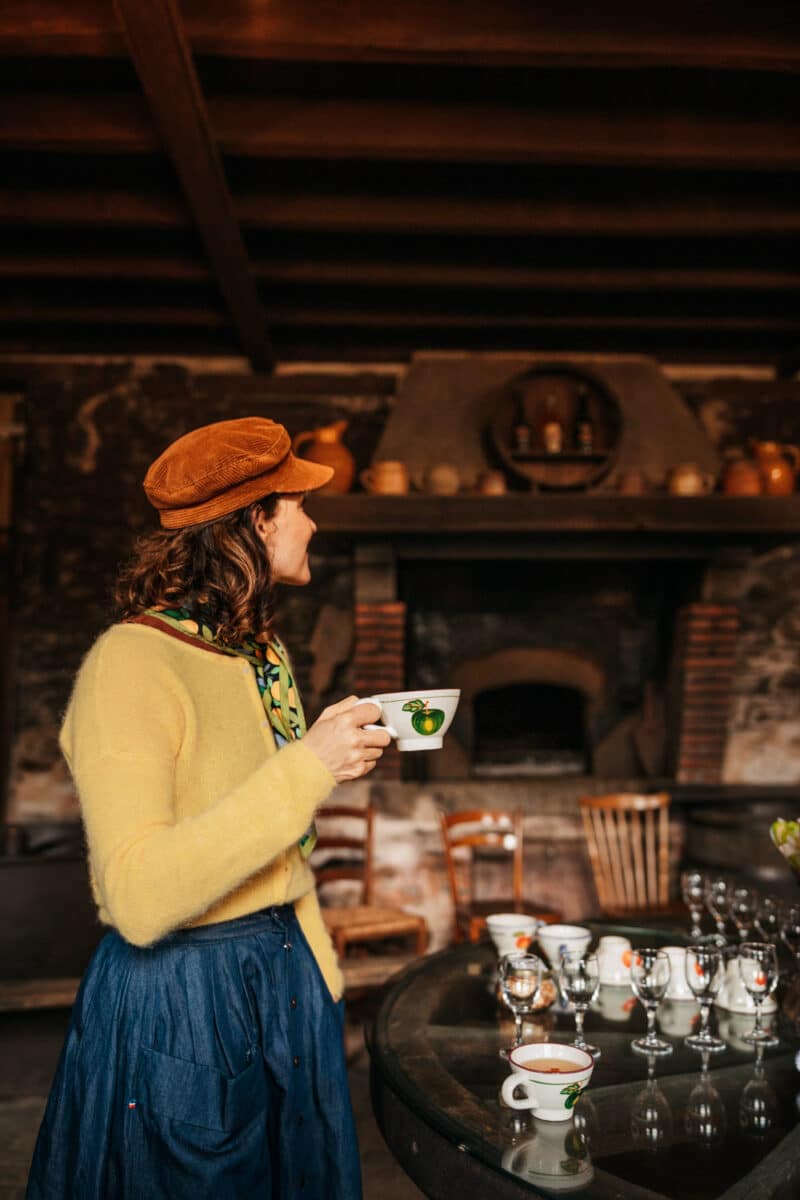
[[293, 1055, 300, 1068], [290, 996, 297, 1009]]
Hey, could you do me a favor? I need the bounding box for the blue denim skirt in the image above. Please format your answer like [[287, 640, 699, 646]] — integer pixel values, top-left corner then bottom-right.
[[26, 904, 362, 1199]]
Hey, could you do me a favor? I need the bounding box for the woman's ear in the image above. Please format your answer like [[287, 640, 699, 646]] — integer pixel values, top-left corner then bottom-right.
[[252, 503, 272, 542]]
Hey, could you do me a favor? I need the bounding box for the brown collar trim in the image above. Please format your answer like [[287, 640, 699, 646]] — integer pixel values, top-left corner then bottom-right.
[[124, 614, 231, 657]]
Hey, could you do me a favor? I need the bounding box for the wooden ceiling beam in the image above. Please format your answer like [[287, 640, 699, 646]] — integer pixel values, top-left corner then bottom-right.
[[2, 300, 798, 336], [3, 188, 800, 239], [3, 255, 799, 294], [110, 0, 273, 370], [3, 1, 799, 69], [3, 93, 798, 170]]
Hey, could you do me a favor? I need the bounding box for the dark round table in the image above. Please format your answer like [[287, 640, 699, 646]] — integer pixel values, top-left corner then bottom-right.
[[368, 923, 800, 1199]]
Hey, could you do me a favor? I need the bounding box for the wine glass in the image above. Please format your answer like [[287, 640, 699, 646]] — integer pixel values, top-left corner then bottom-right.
[[684, 945, 726, 1053], [630, 1054, 673, 1154], [685, 1050, 727, 1151], [755, 895, 781, 942], [630, 948, 673, 1056], [499, 952, 543, 1046], [731, 886, 758, 941], [739, 1044, 779, 1141], [737, 943, 780, 1048], [681, 870, 707, 941], [704, 876, 733, 942], [559, 950, 601, 1059], [780, 903, 800, 965]]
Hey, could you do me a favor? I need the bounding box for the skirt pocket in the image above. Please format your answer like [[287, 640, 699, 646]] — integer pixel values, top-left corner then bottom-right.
[[136, 1045, 266, 1133], [128, 1046, 274, 1198]]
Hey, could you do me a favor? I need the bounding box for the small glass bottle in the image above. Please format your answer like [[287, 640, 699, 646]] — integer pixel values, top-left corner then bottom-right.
[[575, 385, 594, 454], [513, 391, 532, 456], [540, 394, 563, 455]]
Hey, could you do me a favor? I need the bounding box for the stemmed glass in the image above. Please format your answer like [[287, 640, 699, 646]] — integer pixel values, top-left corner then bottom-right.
[[731, 886, 758, 942], [685, 1050, 727, 1151], [684, 945, 726, 1053], [681, 870, 707, 941], [630, 1053, 673, 1154], [780, 904, 800, 965], [499, 952, 543, 1047], [755, 896, 781, 942], [704, 877, 733, 943], [738, 943, 780, 1048], [630, 948, 673, 1056], [559, 950, 601, 1059]]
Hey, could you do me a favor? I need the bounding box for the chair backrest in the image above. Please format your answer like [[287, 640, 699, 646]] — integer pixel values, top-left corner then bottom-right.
[[439, 808, 523, 912], [313, 803, 374, 905], [579, 792, 671, 913]]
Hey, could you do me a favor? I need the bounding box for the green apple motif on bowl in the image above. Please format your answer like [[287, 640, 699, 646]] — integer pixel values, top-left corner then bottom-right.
[[403, 698, 445, 736]]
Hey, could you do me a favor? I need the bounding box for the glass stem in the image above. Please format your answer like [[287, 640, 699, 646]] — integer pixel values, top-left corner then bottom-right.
[[574, 1006, 585, 1045], [699, 1002, 710, 1037], [752, 998, 763, 1037], [514, 1013, 523, 1045], [646, 1004, 657, 1043]]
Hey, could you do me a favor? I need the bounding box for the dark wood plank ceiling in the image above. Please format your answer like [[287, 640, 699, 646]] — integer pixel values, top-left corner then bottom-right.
[[0, 1, 798, 368]]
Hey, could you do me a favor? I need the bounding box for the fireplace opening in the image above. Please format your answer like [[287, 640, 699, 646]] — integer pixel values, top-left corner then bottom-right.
[[473, 682, 589, 776]]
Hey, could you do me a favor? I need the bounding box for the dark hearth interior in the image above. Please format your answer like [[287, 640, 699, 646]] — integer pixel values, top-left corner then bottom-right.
[[473, 682, 587, 775]]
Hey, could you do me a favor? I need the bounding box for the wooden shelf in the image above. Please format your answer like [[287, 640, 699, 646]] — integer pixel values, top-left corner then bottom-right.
[[308, 493, 800, 536]]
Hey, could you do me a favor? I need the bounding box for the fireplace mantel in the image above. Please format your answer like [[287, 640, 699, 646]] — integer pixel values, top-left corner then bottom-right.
[[308, 494, 800, 559]]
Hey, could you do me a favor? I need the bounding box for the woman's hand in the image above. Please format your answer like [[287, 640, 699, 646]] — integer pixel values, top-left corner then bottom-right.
[[303, 695, 392, 782]]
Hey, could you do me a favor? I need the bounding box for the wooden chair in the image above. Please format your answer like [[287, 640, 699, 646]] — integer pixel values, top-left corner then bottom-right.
[[315, 803, 428, 964], [579, 792, 681, 919], [439, 807, 562, 944]]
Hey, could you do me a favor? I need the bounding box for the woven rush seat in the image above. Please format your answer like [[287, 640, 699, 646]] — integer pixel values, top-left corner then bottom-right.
[[322, 905, 427, 956]]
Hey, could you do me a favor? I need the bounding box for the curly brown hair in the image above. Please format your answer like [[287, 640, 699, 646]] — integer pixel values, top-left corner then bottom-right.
[[115, 496, 280, 646]]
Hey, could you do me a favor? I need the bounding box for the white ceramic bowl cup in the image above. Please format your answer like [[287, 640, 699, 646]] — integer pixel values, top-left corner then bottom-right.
[[356, 689, 460, 751], [486, 913, 540, 958], [537, 924, 592, 969], [502, 1043, 595, 1121]]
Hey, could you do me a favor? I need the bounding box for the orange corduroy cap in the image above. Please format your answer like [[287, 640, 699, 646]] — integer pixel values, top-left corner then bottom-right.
[[143, 417, 334, 529]]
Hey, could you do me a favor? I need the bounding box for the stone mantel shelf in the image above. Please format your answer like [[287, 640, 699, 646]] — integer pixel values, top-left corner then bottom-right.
[[308, 494, 800, 537]]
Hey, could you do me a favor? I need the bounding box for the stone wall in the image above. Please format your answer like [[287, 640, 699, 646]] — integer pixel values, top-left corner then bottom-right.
[[715, 547, 800, 784]]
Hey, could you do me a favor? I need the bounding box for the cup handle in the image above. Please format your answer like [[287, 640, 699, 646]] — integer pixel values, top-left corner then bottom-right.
[[352, 697, 399, 739], [364, 722, 399, 739], [501, 1074, 535, 1111]]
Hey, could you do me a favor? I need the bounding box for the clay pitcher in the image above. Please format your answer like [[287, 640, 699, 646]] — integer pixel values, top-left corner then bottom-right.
[[750, 440, 800, 496], [292, 419, 355, 493], [721, 453, 762, 496]]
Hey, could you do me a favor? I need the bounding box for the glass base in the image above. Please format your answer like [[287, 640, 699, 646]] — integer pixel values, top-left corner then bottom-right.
[[574, 1040, 601, 1059], [685, 1033, 726, 1052], [632, 1036, 673, 1056], [742, 1028, 780, 1048]]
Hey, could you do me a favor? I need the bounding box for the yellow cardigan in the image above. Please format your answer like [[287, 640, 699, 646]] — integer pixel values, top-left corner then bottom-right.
[[59, 621, 344, 999]]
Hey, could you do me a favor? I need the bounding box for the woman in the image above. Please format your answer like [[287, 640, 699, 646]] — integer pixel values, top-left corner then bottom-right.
[[27, 416, 389, 1199]]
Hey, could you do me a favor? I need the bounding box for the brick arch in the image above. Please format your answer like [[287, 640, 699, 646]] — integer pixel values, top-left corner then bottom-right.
[[451, 647, 607, 757]]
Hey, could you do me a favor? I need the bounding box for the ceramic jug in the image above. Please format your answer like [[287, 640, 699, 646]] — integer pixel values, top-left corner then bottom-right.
[[292, 419, 355, 493], [750, 440, 800, 496], [667, 463, 716, 496], [721, 453, 762, 496], [360, 459, 410, 495]]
